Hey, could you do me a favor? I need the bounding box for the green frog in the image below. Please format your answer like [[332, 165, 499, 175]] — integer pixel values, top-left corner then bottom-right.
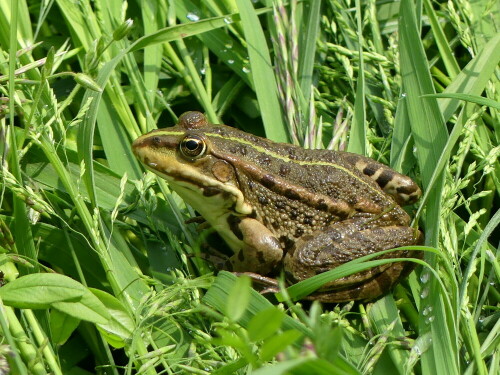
[[132, 111, 423, 302]]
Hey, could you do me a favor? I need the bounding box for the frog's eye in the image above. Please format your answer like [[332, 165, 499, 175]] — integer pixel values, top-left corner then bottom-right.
[[180, 135, 207, 159]]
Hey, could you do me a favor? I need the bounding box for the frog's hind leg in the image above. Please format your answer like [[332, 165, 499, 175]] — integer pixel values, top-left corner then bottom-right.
[[283, 221, 423, 302]]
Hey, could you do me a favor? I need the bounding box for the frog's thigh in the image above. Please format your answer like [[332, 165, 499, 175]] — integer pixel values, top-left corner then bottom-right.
[[284, 222, 421, 292], [226, 217, 283, 274]]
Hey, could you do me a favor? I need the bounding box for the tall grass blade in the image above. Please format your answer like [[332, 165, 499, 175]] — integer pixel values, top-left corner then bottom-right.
[[399, 1, 458, 374], [235, 0, 288, 142]]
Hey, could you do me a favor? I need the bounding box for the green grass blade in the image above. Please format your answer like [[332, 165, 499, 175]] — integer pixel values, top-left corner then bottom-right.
[[129, 14, 246, 52], [439, 34, 500, 121], [422, 0, 460, 78], [347, 0, 366, 155], [141, 1, 167, 111], [425, 93, 500, 111], [235, 0, 288, 142], [297, 0, 321, 101], [175, 0, 255, 88], [399, 1, 459, 374], [369, 295, 420, 373]]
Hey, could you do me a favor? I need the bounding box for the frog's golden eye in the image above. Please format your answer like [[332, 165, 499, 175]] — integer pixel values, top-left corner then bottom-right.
[[179, 135, 206, 159]]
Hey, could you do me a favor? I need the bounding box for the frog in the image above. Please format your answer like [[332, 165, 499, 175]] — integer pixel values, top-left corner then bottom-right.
[[132, 111, 423, 302]]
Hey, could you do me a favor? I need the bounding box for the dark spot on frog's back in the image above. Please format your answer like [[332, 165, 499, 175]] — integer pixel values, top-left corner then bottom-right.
[[261, 174, 276, 189], [397, 185, 418, 195], [284, 189, 300, 200], [258, 196, 269, 205], [238, 250, 245, 262], [376, 170, 394, 189], [316, 199, 328, 211], [294, 227, 304, 238], [288, 148, 298, 160], [363, 165, 377, 176], [229, 145, 247, 156], [275, 201, 286, 210]]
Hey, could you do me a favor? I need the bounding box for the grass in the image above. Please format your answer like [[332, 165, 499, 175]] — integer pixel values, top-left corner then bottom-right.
[[0, 0, 499, 374]]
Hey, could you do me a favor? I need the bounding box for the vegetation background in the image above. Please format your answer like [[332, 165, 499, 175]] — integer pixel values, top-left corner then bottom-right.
[[0, 0, 499, 374]]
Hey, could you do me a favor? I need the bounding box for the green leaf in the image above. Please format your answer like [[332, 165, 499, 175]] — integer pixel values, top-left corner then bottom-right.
[[315, 326, 343, 363], [0, 273, 85, 308], [91, 288, 135, 347], [260, 329, 303, 362], [347, 1, 366, 155], [129, 14, 246, 52], [297, 0, 321, 101], [368, 297, 410, 372], [0, 273, 110, 324], [247, 307, 284, 342], [225, 274, 251, 321], [50, 309, 80, 345]]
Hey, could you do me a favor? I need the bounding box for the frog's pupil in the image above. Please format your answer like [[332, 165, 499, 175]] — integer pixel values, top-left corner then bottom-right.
[[186, 139, 199, 150]]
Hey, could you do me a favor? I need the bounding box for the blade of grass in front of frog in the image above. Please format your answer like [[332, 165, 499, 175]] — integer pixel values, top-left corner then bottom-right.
[[424, 93, 500, 111], [281, 246, 439, 302], [399, 1, 459, 375]]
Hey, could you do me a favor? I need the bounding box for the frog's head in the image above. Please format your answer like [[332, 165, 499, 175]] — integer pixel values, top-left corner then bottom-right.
[[132, 112, 252, 215]]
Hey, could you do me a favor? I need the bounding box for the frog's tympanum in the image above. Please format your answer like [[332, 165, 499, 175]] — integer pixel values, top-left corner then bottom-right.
[[133, 111, 423, 302]]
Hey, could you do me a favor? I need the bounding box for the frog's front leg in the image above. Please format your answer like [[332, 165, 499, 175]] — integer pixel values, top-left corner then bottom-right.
[[223, 216, 283, 274], [283, 218, 422, 302]]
